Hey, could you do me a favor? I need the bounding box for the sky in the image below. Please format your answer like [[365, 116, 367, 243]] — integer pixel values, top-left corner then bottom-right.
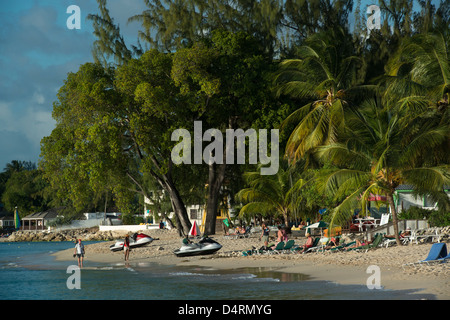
[[0, 0, 442, 172], [0, 0, 146, 171]]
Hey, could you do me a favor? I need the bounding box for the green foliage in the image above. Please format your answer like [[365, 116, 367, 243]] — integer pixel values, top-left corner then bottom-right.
[[276, 27, 369, 161], [32, 0, 450, 236], [1, 164, 49, 216], [121, 213, 136, 225]]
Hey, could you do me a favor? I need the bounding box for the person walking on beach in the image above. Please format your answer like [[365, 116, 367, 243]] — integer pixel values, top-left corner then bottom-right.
[[74, 239, 85, 268], [260, 223, 270, 248], [123, 234, 130, 262]]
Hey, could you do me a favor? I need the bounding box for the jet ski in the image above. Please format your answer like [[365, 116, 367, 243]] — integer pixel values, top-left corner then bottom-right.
[[109, 233, 154, 252], [174, 236, 222, 257]]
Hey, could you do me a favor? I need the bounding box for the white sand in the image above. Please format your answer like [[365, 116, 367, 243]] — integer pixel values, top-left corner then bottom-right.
[[53, 230, 450, 300]]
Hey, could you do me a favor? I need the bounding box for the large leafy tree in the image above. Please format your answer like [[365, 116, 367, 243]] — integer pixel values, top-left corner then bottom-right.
[[40, 55, 195, 235], [1, 167, 49, 216], [171, 30, 278, 234]]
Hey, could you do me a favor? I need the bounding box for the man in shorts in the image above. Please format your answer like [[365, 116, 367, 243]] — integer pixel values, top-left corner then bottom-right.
[[74, 239, 85, 268]]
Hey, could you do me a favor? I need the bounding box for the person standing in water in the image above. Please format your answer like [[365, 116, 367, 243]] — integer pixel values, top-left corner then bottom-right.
[[74, 239, 85, 268], [123, 234, 130, 262]]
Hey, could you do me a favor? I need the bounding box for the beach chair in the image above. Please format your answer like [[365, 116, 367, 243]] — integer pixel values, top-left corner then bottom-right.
[[347, 234, 383, 252], [403, 243, 448, 267], [437, 251, 450, 263], [409, 228, 435, 245], [325, 240, 355, 253], [237, 226, 252, 239], [302, 237, 320, 254], [366, 234, 384, 251], [282, 240, 295, 253], [269, 241, 285, 254]]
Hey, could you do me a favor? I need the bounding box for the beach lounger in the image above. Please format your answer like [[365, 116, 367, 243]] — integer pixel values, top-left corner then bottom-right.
[[225, 227, 250, 239], [437, 251, 450, 263], [403, 243, 448, 267], [328, 241, 356, 252], [269, 241, 285, 254], [408, 229, 435, 245], [346, 234, 384, 252], [302, 237, 320, 254], [237, 226, 252, 239], [249, 242, 284, 255], [366, 234, 384, 250], [282, 240, 295, 253]]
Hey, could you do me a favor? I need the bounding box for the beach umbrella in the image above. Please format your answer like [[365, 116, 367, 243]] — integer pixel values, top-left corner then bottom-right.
[[14, 207, 21, 231], [306, 221, 328, 237], [189, 221, 201, 237], [307, 221, 328, 229]]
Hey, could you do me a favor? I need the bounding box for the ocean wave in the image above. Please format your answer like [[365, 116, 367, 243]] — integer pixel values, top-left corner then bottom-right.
[[231, 274, 257, 280], [169, 271, 222, 277], [232, 274, 280, 282]]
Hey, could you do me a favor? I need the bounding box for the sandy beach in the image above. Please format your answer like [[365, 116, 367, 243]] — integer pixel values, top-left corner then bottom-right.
[[53, 229, 450, 300]]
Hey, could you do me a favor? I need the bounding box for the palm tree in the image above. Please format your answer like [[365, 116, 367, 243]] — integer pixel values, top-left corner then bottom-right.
[[274, 27, 369, 161], [316, 99, 449, 245], [235, 161, 307, 226], [382, 31, 450, 124]]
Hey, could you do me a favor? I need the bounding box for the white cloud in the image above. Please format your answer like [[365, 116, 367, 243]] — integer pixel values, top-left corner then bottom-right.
[[32, 91, 45, 105]]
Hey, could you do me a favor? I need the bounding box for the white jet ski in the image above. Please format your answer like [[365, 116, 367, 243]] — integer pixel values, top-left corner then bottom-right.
[[173, 236, 222, 257], [109, 233, 154, 252]]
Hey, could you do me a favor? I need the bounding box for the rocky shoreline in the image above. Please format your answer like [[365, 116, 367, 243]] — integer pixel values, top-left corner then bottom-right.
[[2, 227, 162, 242]]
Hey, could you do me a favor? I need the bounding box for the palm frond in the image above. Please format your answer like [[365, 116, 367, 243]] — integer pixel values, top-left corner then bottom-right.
[[402, 166, 450, 192], [328, 186, 365, 229]]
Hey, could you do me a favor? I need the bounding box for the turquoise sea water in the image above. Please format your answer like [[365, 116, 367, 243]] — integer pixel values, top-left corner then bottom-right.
[[0, 241, 435, 300]]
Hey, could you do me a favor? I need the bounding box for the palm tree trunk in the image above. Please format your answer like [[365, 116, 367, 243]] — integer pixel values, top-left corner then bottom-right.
[[386, 193, 402, 245], [282, 210, 289, 227]]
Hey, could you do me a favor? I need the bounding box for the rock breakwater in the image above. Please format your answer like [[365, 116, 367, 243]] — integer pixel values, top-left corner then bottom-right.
[[6, 228, 136, 242]]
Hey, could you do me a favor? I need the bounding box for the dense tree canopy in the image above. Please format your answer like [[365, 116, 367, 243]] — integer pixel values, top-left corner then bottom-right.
[[30, 0, 450, 236]]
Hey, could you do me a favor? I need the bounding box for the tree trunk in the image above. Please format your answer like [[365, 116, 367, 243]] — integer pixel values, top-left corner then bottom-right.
[[204, 162, 227, 235], [163, 178, 191, 236], [282, 210, 289, 227], [386, 193, 402, 245], [128, 170, 191, 235], [203, 116, 238, 235]]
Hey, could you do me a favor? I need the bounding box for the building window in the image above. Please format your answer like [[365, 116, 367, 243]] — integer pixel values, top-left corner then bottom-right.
[[424, 195, 437, 208]]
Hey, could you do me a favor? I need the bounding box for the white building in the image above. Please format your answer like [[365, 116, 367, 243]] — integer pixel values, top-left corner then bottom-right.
[[394, 185, 450, 213]]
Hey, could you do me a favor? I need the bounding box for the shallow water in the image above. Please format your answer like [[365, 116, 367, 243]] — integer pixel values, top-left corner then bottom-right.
[[0, 242, 434, 300]]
